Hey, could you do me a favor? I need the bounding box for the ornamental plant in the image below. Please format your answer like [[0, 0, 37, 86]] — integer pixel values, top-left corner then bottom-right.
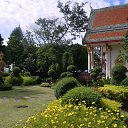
[[61, 86, 102, 107], [111, 64, 127, 85], [16, 99, 127, 128], [55, 77, 80, 99]]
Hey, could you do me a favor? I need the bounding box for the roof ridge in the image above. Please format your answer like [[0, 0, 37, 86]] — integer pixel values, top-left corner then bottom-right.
[[93, 3, 128, 12]]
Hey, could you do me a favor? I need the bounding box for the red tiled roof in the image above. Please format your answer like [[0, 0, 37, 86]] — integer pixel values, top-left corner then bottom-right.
[[92, 5, 128, 28], [88, 30, 127, 40], [83, 4, 128, 45]]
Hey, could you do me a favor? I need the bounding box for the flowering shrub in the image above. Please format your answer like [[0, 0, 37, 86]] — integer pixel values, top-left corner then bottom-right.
[[16, 99, 127, 128], [61, 87, 102, 107], [100, 98, 122, 111], [98, 84, 128, 108]]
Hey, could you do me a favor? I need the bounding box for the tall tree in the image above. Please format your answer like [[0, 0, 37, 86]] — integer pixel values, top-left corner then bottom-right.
[[7, 26, 24, 68], [33, 18, 72, 44], [57, 1, 88, 38]]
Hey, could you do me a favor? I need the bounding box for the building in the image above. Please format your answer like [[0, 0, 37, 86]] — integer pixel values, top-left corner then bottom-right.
[[82, 4, 128, 78]]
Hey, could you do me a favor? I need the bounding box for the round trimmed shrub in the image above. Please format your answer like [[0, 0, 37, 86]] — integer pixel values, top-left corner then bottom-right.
[[61, 86, 102, 107], [55, 77, 80, 99], [111, 64, 127, 85], [121, 77, 128, 86], [13, 67, 21, 77]]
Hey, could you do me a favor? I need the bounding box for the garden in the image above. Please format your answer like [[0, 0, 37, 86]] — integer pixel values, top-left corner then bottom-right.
[[1, 63, 128, 127]]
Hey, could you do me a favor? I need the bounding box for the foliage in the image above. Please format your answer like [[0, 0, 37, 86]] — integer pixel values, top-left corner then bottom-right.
[[13, 67, 21, 77], [22, 31, 37, 75], [12, 76, 23, 86], [57, 1, 88, 37], [100, 98, 122, 111], [121, 77, 128, 86], [22, 76, 41, 86], [67, 65, 76, 72], [62, 44, 88, 71], [36, 43, 66, 73], [60, 72, 74, 78], [55, 77, 80, 99], [91, 67, 104, 85], [23, 71, 31, 76], [7, 26, 24, 67], [16, 99, 127, 128], [111, 64, 127, 85], [48, 69, 56, 81], [98, 84, 128, 108], [61, 86, 102, 107]]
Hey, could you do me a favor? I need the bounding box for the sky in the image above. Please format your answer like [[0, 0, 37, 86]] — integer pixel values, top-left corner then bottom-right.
[[0, 0, 128, 44]]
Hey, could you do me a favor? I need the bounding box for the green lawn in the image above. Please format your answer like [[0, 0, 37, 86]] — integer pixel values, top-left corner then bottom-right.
[[0, 86, 55, 128]]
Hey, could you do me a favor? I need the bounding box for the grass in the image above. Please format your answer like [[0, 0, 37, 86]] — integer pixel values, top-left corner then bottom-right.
[[0, 85, 55, 128]]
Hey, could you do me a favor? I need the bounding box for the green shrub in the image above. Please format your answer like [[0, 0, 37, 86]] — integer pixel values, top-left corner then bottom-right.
[[13, 76, 23, 86], [4, 76, 13, 86], [100, 98, 122, 111], [62, 87, 102, 107], [90, 67, 104, 86], [55, 77, 80, 99], [17, 100, 127, 128], [0, 76, 13, 91], [3, 72, 10, 77], [48, 69, 56, 81], [60, 72, 73, 78], [13, 67, 21, 77], [98, 84, 128, 108], [23, 71, 31, 76], [67, 65, 76, 72], [111, 64, 127, 85], [121, 77, 128, 86], [22, 76, 41, 86]]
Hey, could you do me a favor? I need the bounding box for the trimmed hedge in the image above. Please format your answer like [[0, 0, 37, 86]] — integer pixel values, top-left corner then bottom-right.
[[55, 77, 80, 99], [61, 86, 102, 107], [100, 98, 122, 111], [22, 76, 41, 86], [98, 84, 128, 108]]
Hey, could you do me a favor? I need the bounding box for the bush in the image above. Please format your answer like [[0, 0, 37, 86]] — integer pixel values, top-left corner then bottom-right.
[[90, 67, 104, 86], [55, 77, 80, 99], [62, 87, 102, 107], [17, 100, 127, 128], [100, 98, 122, 111], [0, 76, 13, 91], [60, 72, 73, 78], [22, 76, 40, 86], [13, 67, 21, 77], [111, 64, 127, 85], [23, 71, 31, 76], [13, 76, 23, 86], [67, 65, 76, 72], [48, 69, 56, 81], [98, 84, 128, 108], [3, 72, 10, 77], [121, 77, 128, 86]]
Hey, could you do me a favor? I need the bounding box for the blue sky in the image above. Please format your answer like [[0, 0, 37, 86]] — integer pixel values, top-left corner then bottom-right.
[[0, 0, 128, 44]]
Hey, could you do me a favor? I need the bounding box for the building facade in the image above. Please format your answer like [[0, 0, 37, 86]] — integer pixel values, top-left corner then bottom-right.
[[83, 4, 128, 78]]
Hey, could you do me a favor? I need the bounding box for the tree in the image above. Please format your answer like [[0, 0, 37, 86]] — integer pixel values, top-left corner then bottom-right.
[[33, 18, 72, 44], [57, 1, 88, 38], [22, 31, 38, 74], [7, 26, 24, 68]]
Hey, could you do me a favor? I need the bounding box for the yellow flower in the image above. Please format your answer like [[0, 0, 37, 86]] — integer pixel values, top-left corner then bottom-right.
[[113, 124, 117, 127]]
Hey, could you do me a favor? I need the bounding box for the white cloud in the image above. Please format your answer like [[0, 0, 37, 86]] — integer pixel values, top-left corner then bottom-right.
[[0, 0, 127, 44]]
